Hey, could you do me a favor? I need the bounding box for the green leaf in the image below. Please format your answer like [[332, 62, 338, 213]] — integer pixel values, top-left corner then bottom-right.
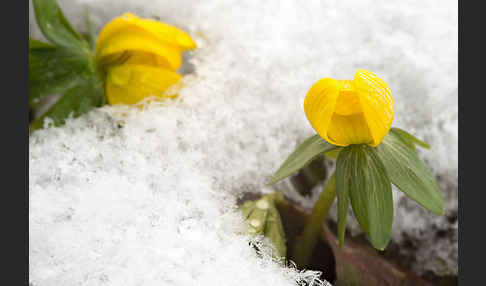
[[375, 129, 444, 215], [391, 127, 431, 150], [335, 151, 351, 248], [267, 135, 339, 185], [29, 37, 53, 49], [336, 145, 393, 250], [82, 8, 97, 51], [33, 0, 88, 50], [29, 38, 96, 102], [264, 199, 287, 259], [30, 78, 104, 131], [324, 148, 341, 159]]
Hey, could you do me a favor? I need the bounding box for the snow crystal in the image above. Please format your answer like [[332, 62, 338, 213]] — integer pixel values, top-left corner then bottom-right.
[[30, 0, 457, 284]]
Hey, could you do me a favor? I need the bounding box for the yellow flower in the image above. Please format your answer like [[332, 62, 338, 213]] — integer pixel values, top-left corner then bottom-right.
[[95, 13, 197, 105], [303, 70, 394, 147]]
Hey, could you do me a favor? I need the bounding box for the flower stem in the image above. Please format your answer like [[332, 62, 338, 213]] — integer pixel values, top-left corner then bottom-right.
[[291, 172, 336, 268]]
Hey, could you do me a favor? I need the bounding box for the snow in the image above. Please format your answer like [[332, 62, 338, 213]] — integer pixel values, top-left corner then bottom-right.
[[29, 0, 457, 284], [29, 106, 327, 286]]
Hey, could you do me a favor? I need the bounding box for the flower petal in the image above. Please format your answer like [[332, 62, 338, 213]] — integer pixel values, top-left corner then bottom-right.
[[123, 50, 176, 67], [327, 113, 373, 146], [97, 50, 174, 70], [105, 64, 182, 105], [303, 78, 340, 144], [97, 13, 196, 52], [96, 25, 183, 70], [354, 69, 394, 146]]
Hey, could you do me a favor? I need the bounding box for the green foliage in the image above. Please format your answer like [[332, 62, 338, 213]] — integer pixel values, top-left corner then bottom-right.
[[336, 145, 393, 250], [391, 127, 431, 150], [29, 38, 95, 103], [30, 78, 104, 130], [82, 8, 98, 52], [323, 148, 341, 159], [266, 135, 339, 185], [267, 127, 443, 253], [239, 193, 287, 259], [30, 0, 105, 132], [376, 129, 444, 215], [32, 0, 88, 50]]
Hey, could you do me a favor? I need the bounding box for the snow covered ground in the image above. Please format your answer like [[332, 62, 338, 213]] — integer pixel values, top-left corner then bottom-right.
[[29, 0, 457, 284]]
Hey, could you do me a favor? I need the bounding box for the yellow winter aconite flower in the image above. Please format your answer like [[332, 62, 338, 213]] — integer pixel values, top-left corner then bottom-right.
[[304, 70, 394, 147], [95, 13, 197, 105]]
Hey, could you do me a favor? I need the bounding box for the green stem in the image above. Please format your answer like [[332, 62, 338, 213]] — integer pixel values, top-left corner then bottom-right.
[[291, 172, 336, 268]]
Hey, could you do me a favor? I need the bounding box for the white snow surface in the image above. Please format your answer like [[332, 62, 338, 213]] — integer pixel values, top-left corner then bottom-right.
[[30, 0, 457, 284]]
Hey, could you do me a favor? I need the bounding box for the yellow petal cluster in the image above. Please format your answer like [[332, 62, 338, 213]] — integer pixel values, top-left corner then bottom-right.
[[304, 70, 394, 147], [95, 13, 197, 105]]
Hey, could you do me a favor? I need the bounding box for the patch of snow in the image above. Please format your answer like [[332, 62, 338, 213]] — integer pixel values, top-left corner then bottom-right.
[[29, 107, 328, 286]]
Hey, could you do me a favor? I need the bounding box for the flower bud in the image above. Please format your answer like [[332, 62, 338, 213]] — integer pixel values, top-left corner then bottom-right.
[[304, 69, 394, 147], [95, 13, 196, 105]]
